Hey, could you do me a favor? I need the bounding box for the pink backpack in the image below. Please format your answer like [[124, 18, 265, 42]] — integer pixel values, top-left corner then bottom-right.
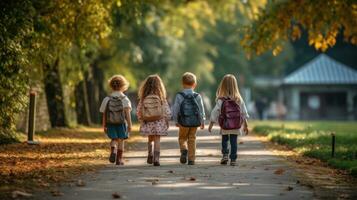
[[218, 97, 243, 130]]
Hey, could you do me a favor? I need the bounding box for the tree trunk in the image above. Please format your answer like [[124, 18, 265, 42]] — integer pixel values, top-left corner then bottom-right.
[[75, 80, 91, 125], [87, 60, 106, 124], [43, 58, 67, 127]]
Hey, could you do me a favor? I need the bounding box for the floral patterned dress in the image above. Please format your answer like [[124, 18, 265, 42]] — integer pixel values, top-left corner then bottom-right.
[[136, 100, 172, 136]]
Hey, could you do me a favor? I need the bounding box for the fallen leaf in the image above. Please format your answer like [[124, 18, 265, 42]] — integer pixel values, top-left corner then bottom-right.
[[51, 190, 63, 196], [167, 170, 174, 174], [274, 168, 285, 175], [239, 141, 244, 144], [12, 191, 33, 198], [76, 180, 86, 187], [264, 167, 269, 170], [112, 192, 121, 199], [296, 180, 300, 184], [338, 194, 350, 199], [152, 180, 158, 185], [189, 177, 196, 181], [285, 186, 294, 191]]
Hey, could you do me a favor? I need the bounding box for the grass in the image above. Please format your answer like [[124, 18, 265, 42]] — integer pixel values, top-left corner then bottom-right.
[[0, 126, 141, 199], [251, 121, 357, 176]]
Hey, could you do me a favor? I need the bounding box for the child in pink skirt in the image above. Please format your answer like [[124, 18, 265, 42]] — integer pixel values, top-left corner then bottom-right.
[[136, 75, 171, 166]]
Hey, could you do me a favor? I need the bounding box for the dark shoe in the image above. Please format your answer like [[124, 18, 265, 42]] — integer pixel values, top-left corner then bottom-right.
[[147, 154, 153, 164], [220, 154, 228, 165], [187, 161, 195, 165], [153, 161, 160, 166], [230, 159, 236, 166], [180, 150, 188, 164], [116, 150, 124, 165], [109, 147, 116, 163]]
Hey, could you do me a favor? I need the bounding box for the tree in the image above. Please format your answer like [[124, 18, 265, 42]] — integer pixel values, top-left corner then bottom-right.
[[0, 0, 34, 143], [242, 0, 357, 56]]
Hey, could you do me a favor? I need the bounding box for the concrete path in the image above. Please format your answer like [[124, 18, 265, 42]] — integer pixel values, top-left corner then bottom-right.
[[39, 127, 314, 200]]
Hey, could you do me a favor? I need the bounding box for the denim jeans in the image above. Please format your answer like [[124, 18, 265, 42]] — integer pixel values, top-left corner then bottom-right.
[[221, 134, 238, 160]]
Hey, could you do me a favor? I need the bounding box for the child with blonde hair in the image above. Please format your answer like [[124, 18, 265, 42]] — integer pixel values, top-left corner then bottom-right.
[[137, 75, 171, 166], [99, 75, 132, 165], [208, 74, 249, 166]]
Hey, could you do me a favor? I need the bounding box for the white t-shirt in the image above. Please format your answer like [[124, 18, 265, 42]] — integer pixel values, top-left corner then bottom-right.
[[99, 91, 132, 113]]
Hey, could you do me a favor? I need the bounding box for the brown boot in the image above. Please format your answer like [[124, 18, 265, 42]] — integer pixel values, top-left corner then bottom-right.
[[116, 149, 124, 165], [153, 151, 160, 166], [109, 147, 116, 163]]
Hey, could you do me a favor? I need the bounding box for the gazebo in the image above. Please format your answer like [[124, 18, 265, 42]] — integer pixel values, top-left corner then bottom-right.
[[282, 54, 357, 120]]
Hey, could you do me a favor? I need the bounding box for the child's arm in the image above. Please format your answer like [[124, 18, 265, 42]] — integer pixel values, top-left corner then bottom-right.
[[196, 94, 205, 129], [243, 119, 249, 135], [102, 113, 107, 133], [125, 108, 132, 132], [172, 94, 181, 127], [208, 121, 214, 133]]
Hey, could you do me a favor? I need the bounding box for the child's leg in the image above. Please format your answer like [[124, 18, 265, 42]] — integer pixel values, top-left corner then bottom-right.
[[147, 136, 154, 164], [148, 136, 154, 155], [178, 127, 189, 151], [153, 136, 161, 166], [229, 134, 238, 161], [187, 127, 197, 163], [109, 139, 118, 163], [116, 139, 124, 165], [221, 135, 229, 164], [178, 127, 189, 163]]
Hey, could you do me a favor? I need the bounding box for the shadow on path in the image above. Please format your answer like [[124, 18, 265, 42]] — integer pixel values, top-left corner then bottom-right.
[[38, 127, 314, 200]]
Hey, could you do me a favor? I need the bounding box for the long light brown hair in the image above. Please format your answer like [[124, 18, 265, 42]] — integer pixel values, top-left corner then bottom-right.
[[216, 74, 242, 103], [138, 74, 167, 101]]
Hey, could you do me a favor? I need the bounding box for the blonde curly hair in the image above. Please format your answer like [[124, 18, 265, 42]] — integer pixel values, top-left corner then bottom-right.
[[138, 74, 167, 101], [108, 75, 129, 91]]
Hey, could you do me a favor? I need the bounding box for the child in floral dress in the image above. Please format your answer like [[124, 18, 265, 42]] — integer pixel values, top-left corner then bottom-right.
[[136, 75, 171, 166]]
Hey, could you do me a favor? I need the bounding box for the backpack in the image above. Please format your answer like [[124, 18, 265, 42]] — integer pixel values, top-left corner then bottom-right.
[[105, 96, 125, 125], [218, 97, 243, 130], [178, 92, 201, 127], [142, 95, 164, 122]]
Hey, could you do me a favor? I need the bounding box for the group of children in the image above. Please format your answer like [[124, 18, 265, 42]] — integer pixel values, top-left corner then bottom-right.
[[99, 72, 249, 167]]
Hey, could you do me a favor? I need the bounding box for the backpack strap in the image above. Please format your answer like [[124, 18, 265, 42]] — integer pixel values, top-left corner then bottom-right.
[[178, 92, 187, 98]]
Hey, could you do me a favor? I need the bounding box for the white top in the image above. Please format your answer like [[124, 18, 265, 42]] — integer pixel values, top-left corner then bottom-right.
[[99, 91, 132, 113], [210, 98, 249, 135]]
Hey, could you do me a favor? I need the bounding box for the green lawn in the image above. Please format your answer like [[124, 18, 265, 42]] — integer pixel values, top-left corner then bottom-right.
[[251, 121, 357, 176]]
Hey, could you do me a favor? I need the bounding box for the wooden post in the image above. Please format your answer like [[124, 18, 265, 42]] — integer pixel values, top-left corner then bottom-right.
[[27, 91, 39, 145], [331, 132, 335, 158]]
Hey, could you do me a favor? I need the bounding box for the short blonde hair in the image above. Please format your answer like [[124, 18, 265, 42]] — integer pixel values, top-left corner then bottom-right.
[[182, 72, 196, 86], [108, 75, 129, 91], [216, 74, 242, 103]]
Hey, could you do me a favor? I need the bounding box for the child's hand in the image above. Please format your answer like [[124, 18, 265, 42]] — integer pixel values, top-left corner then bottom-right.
[[104, 127, 107, 133], [243, 125, 249, 135], [208, 122, 213, 133], [127, 125, 132, 133], [200, 124, 205, 130]]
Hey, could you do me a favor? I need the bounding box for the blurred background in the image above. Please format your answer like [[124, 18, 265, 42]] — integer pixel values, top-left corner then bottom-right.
[[1, 0, 356, 136]]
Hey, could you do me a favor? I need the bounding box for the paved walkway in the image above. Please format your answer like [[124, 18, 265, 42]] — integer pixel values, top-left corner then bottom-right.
[[39, 127, 314, 200]]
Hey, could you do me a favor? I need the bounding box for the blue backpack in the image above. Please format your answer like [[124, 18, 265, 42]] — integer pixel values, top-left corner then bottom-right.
[[178, 92, 201, 127]]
